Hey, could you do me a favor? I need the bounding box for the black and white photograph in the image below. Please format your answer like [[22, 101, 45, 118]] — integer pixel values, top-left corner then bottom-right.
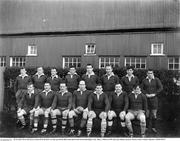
[[0, 0, 180, 140]]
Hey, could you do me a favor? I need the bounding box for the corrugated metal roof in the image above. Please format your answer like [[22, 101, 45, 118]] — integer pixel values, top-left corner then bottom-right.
[[0, 0, 179, 34]]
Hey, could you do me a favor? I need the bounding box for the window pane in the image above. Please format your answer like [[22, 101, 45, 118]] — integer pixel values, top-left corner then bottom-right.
[[131, 58, 135, 63], [175, 64, 179, 69], [153, 45, 158, 54], [115, 58, 119, 62], [175, 58, 179, 63], [141, 58, 146, 63], [136, 58, 140, 63], [169, 58, 174, 63], [77, 63, 81, 67], [101, 64, 104, 68], [158, 45, 162, 54], [136, 64, 140, 68], [101, 58, 104, 62], [126, 57, 130, 63], [141, 64, 146, 69], [169, 64, 174, 69], [110, 58, 114, 62], [65, 58, 68, 62]]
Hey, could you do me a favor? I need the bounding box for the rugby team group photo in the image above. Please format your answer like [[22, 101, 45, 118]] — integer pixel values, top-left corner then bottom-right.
[[14, 65, 163, 138]]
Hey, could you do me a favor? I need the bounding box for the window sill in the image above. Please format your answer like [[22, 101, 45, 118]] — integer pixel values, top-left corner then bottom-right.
[[26, 54, 38, 57], [150, 54, 166, 56], [84, 54, 96, 56]]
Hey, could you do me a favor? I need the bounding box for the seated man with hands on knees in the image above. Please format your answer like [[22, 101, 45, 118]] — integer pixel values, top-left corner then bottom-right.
[[17, 83, 39, 130], [107, 83, 129, 136], [68, 80, 91, 136], [125, 85, 148, 138], [31, 82, 56, 134], [50, 82, 73, 135], [87, 84, 110, 137]]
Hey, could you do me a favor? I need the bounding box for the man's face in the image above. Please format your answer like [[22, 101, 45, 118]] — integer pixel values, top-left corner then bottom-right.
[[127, 69, 133, 76], [37, 67, 43, 75], [44, 83, 51, 91], [69, 68, 76, 74], [79, 81, 86, 90], [51, 69, 57, 76], [147, 71, 154, 79], [60, 83, 67, 92], [95, 85, 103, 94], [86, 65, 93, 73], [20, 69, 26, 75], [106, 66, 112, 74], [27, 84, 34, 92], [115, 84, 122, 92]]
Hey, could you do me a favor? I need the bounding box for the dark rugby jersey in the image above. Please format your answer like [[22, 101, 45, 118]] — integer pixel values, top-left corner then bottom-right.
[[47, 76, 62, 91], [109, 91, 128, 111], [72, 90, 91, 109], [88, 92, 110, 112], [32, 74, 47, 90], [52, 91, 72, 110], [121, 75, 139, 94]]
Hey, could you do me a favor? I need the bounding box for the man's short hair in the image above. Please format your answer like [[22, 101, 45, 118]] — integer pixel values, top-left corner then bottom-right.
[[60, 82, 66, 86], [86, 64, 93, 68], [69, 65, 76, 69], [147, 69, 154, 73], [133, 84, 140, 90], [44, 82, 51, 86], [105, 65, 112, 68], [51, 67, 57, 70], [96, 84, 102, 87], [126, 66, 134, 70], [115, 83, 122, 87], [37, 66, 43, 70], [79, 80, 86, 85], [20, 67, 26, 70]]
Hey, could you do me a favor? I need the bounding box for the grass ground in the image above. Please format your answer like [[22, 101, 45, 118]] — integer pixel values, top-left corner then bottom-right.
[[0, 111, 180, 138]]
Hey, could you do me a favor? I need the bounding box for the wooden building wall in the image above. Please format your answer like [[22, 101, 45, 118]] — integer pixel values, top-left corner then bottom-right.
[[1, 32, 180, 69], [0, 0, 179, 69]]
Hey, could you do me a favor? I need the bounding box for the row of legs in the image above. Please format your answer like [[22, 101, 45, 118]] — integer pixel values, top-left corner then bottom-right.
[[17, 109, 157, 137]]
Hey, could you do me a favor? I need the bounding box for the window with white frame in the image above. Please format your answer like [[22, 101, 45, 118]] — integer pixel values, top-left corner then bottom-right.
[[99, 56, 120, 68], [150, 43, 164, 55], [27, 44, 37, 56], [125, 57, 146, 69], [85, 43, 96, 55], [168, 57, 180, 70], [62, 56, 81, 68], [0, 56, 6, 67], [10, 57, 26, 67]]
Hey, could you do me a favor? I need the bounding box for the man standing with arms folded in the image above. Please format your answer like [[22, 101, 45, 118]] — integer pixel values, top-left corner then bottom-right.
[[100, 65, 119, 98], [141, 69, 163, 134], [47, 68, 62, 92], [50, 83, 72, 135], [82, 64, 100, 92], [121, 66, 139, 95], [68, 80, 91, 136], [14, 68, 32, 106], [32, 67, 47, 92], [65, 66, 80, 94]]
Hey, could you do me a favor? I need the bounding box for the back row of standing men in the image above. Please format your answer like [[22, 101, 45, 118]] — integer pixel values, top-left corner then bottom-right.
[[15, 64, 163, 137]]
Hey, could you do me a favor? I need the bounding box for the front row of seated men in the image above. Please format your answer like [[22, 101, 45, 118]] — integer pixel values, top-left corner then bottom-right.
[[17, 80, 147, 137]]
